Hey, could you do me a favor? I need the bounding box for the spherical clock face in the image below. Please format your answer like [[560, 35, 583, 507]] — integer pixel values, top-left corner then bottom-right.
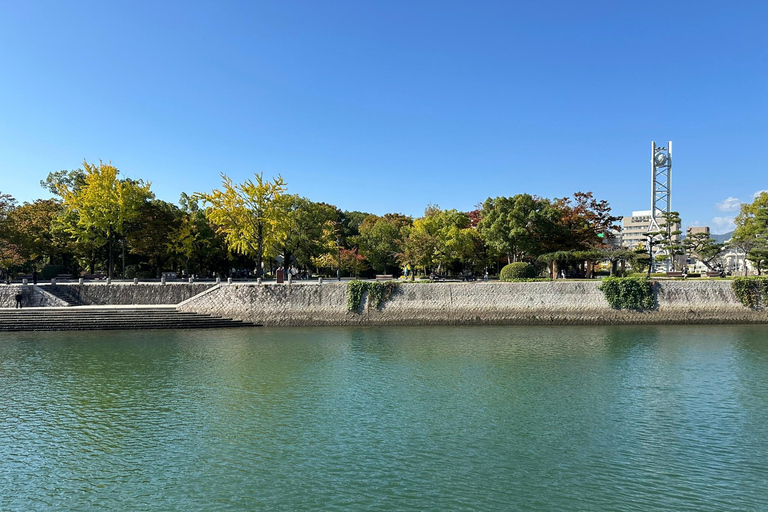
[[654, 153, 668, 166]]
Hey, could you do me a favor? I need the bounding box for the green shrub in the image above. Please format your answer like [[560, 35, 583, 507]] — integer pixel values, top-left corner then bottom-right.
[[598, 277, 656, 310], [41, 265, 67, 280], [732, 277, 768, 309], [347, 280, 399, 312], [500, 262, 536, 281]]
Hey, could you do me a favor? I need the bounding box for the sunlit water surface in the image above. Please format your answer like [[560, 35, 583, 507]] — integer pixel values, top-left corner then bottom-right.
[[1, 325, 767, 511]]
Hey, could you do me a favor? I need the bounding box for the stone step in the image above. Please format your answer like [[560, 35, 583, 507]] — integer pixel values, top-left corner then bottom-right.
[[43, 286, 86, 306], [0, 307, 255, 331]]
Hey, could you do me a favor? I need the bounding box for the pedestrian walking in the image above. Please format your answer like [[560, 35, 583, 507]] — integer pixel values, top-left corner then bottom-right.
[[32, 270, 38, 285], [15, 292, 23, 309]]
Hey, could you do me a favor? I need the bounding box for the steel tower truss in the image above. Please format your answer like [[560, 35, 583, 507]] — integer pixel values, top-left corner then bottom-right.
[[650, 141, 672, 232]]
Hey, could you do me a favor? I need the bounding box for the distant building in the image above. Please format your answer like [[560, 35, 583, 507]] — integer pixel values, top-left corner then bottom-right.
[[620, 209, 682, 249], [620, 210, 653, 248], [686, 226, 710, 237]]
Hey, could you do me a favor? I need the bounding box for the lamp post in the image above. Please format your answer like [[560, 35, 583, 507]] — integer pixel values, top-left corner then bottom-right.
[[337, 236, 341, 281], [644, 233, 656, 278]]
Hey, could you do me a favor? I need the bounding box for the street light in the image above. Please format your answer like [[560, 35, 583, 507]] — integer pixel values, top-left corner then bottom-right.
[[644, 232, 656, 278], [337, 236, 341, 281]]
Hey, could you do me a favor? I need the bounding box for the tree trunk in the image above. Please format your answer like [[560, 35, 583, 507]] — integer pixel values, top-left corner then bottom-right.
[[108, 239, 114, 280], [256, 222, 264, 278]]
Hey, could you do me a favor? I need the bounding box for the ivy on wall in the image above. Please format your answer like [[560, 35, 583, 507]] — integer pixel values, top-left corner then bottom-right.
[[598, 277, 656, 310], [732, 277, 768, 309], [347, 281, 399, 312]]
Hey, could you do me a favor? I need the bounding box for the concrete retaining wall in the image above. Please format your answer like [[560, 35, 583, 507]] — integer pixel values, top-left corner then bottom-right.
[[176, 281, 768, 326], [0, 285, 69, 308], [44, 283, 215, 305]]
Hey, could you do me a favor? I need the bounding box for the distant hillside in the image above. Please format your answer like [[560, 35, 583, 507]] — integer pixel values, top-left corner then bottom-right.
[[712, 231, 733, 244]]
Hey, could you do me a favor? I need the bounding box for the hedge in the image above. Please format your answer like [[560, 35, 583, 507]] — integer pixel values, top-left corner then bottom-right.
[[500, 262, 537, 281]]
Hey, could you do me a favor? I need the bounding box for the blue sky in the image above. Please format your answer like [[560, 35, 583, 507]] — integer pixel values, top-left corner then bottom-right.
[[1, 1, 765, 233]]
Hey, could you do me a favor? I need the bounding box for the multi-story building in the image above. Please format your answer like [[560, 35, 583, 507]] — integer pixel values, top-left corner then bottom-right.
[[686, 226, 710, 237], [620, 210, 654, 248], [620, 209, 681, 255]]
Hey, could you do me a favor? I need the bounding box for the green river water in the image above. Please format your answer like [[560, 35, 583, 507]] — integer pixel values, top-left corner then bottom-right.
[[1, 325, 767, 511]]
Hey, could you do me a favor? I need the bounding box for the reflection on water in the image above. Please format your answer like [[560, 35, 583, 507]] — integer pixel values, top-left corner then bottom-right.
[[1, 325, 767, 511]]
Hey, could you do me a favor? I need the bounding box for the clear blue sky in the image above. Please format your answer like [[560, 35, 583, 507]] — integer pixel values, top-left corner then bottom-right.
[[1, 1, 766, 233]]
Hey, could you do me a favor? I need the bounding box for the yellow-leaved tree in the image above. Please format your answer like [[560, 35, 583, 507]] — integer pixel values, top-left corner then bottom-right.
[[195, 173, 289, 278], [56, 160, 152, 278]]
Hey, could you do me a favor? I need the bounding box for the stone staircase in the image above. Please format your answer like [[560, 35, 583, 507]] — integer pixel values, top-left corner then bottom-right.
[[0, 307, 256, 331], [43, 285, 87, 306]]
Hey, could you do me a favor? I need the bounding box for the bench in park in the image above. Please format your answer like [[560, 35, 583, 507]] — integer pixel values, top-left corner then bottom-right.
[[375, 274, 394, 281], [706, 271, 724, 278], [666, 271, 684, 278]]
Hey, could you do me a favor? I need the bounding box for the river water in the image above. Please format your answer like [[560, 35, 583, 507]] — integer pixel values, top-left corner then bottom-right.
[[1, 325, 767, 511]]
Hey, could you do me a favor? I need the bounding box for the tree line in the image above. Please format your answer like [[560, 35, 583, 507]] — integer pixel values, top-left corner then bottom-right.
[[3, 160, 762, 280]]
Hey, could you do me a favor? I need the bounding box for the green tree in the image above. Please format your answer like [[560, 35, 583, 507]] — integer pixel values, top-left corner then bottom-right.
[[40, 169, 87, 195], [645, 211, 683, 271], [277, 197, 341, 270], [683, 232, 724, 271], [340, 210, 370, 245], [3, 199, 73, 272], [196, 173, 289, 278], [732, 192, 768, 275], [478, 194, 563, 263], [0, 192, 23, 277], [747, 246, 768, 275], [55, 160, 152, 279], [126, 200, 183, 277], [356, 213, 412, 274], [400, 206, 478, 274]]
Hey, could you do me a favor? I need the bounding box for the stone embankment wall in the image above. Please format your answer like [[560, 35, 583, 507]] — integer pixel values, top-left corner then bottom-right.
[[44, 283, 215, 305], [0, 285, 69, 308], [177, 281, 768, 326]]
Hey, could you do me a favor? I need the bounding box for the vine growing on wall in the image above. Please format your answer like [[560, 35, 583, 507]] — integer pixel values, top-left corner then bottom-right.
[[732, 277, 768, 309], [598, 277, 656, 310], [347, 280, 398, 312]]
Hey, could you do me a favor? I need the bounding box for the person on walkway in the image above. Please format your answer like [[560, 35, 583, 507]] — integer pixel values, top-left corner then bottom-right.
[[15, 292, 23, 309], [32, 270, 38, 285]]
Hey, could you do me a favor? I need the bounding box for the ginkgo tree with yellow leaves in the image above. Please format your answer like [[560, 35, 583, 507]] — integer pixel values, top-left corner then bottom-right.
[[195, 173, 290, 278], [55, 160, 153, 279]]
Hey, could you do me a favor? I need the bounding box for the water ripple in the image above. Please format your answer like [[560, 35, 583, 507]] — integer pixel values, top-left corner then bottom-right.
[[1, 325, 767, 511]]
